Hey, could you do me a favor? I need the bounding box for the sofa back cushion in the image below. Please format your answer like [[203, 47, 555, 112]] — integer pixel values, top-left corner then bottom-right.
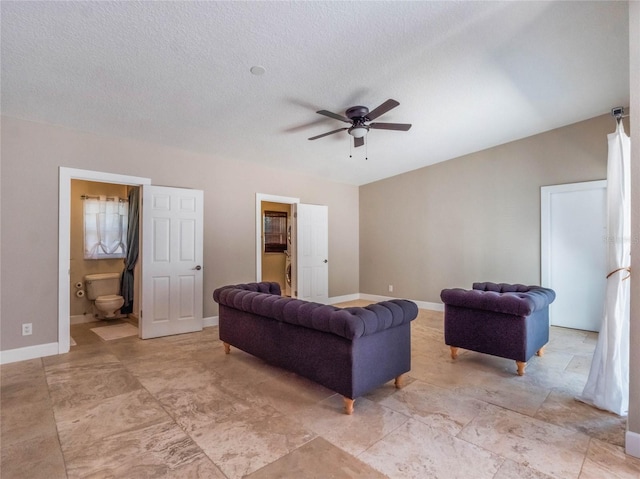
[[213, 283, 418, 340], [441, 283, 556, 317], [473, 282, 531, 293]]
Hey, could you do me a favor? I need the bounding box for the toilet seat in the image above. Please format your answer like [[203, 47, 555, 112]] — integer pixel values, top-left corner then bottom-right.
[[95, 294, 123, 303]]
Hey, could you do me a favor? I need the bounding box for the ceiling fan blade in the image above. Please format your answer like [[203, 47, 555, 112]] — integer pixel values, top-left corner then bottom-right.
[[308, 127, 348, 140], [366, 99, 399, 120], [316, 110, 351, 123], [369, 122, 412, 131], [354, 136, 365, 148]]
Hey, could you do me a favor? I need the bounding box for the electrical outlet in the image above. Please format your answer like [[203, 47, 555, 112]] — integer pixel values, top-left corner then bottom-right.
[[388, 284, 394, 293], [22, 323, 33, 336]]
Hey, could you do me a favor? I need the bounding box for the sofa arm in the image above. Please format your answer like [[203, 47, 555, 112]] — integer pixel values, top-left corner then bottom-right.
[[213, 282, 281, 303], [440, 287, 555, 317]]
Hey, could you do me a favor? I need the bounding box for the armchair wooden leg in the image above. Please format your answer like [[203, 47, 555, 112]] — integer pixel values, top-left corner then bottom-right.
[[516, 361, 526, 376], [536, 347, 545, 357], [450, 346, 459, 360], [343, 397, 355, 415], [223, 342, 231, 354], [394, 374, 406, 389]]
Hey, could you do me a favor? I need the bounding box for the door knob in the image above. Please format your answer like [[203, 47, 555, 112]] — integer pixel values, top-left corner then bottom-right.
[[194, 265, 202, 270], [323, 259, 328, 263]]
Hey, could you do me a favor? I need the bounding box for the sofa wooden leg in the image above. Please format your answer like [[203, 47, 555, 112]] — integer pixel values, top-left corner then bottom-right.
[[343, 397, 355, 415], [536, 347, 545, 357], [394, 374, 406, 389], [223, 342, 231, 354], [450, 346, 459, 360], [516, 361, 526, 376]]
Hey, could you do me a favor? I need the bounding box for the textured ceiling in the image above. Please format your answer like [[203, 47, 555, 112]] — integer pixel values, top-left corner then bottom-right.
[[1, 1, 630, 185]]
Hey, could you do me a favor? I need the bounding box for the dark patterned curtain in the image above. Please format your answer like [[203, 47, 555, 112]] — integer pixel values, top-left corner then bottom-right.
[[120, 187, 140, 314]]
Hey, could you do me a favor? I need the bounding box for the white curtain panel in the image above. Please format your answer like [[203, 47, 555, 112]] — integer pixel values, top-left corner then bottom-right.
[[579, 121, 631, 416], [84, 196, 129, 259]]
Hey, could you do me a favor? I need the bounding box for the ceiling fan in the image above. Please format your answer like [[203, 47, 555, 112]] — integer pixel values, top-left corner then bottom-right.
[[308, 99, 412, 147]]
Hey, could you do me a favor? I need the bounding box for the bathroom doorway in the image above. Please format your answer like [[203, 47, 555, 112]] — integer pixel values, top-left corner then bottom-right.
[[58, 168, 151, 354], [69, 179, 134, 326]]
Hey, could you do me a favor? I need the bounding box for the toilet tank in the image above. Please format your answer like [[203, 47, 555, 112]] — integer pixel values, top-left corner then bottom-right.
[[84, 272, 121, 299]]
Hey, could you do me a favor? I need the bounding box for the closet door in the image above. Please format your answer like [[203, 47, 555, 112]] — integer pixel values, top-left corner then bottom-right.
[[292, 203, 329, 304], [541, 180, 607, 331]]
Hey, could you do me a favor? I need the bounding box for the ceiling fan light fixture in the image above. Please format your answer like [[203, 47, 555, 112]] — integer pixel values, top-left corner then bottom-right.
[[309, 99, 409, 147], [348, 126, 368, 138]]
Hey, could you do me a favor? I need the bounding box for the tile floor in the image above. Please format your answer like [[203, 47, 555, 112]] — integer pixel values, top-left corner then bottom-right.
[[2, 306, 639, 479]]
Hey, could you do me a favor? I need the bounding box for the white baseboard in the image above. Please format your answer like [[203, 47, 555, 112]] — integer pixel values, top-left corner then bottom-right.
[[203, 316, 218, 328], [359, 293, 444, 312], [1, 294, 444, 364], [627, 430, 640, 458], [329, 293, 444, 311], [70, 314, 97, 325], [413, 300, 444, 312], [329, 293, 360, 304], [0, 342, 59, 365]]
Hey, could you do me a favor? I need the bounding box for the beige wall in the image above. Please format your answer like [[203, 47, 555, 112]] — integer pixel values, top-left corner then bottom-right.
[[627, 0, 639, 447], [360, 114, 615, 303], [70, 180, 128, 317], [0, 116, 360, 351]]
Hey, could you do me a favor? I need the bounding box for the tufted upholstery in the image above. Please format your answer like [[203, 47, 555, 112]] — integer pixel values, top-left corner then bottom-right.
[[440, 282, 556, 375], [214, 283, 417, 340], [440, 283, 556, 317], [213, 282, 418, 409]]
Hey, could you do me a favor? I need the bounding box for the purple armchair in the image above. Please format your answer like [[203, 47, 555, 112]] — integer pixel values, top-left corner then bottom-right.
[[440, 282, 556, 375]]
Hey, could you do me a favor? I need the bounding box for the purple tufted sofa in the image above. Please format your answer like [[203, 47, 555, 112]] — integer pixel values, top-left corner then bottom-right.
[[440, 282, 556, 376], [213, 282, 418, 414]]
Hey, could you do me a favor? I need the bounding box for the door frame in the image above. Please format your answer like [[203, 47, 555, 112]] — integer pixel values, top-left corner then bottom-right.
[[255, 193, 299, 282], [58, 167, 151, 353]]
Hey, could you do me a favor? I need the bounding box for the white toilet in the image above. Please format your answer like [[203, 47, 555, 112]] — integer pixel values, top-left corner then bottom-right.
[[84, 272, 125, 319]]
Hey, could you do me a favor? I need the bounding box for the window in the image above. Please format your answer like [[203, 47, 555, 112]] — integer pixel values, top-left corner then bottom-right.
[[263, 210, 287, 253], [83, 196, 128, 259]]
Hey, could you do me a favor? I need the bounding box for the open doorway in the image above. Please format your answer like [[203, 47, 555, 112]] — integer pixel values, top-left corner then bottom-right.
[[58, 168, 151, 354], [70, 179, 133, 324], [255, 193, 329, 303], [261, 203, 292, 296], [255, 194, 299, 295]]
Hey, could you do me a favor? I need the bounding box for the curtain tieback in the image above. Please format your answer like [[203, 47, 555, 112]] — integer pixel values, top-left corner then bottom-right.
[[606, 267, 631, 281]]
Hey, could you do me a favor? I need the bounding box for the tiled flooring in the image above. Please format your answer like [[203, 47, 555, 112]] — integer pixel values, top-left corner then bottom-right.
[[2, 306, 640, 478]]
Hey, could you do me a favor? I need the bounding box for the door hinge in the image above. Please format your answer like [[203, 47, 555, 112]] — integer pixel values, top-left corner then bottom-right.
[[140, 310, 142, 319]]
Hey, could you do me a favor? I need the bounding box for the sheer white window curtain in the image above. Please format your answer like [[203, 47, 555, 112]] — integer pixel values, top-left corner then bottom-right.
[[578, 120, 631, 416], [83, 196, 129, 259]]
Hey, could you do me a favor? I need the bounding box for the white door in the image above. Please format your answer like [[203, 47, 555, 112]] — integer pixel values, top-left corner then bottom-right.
[[292, 203, 328, 303], [541, 180, 607, 331], [141, 186, 204, 339]]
